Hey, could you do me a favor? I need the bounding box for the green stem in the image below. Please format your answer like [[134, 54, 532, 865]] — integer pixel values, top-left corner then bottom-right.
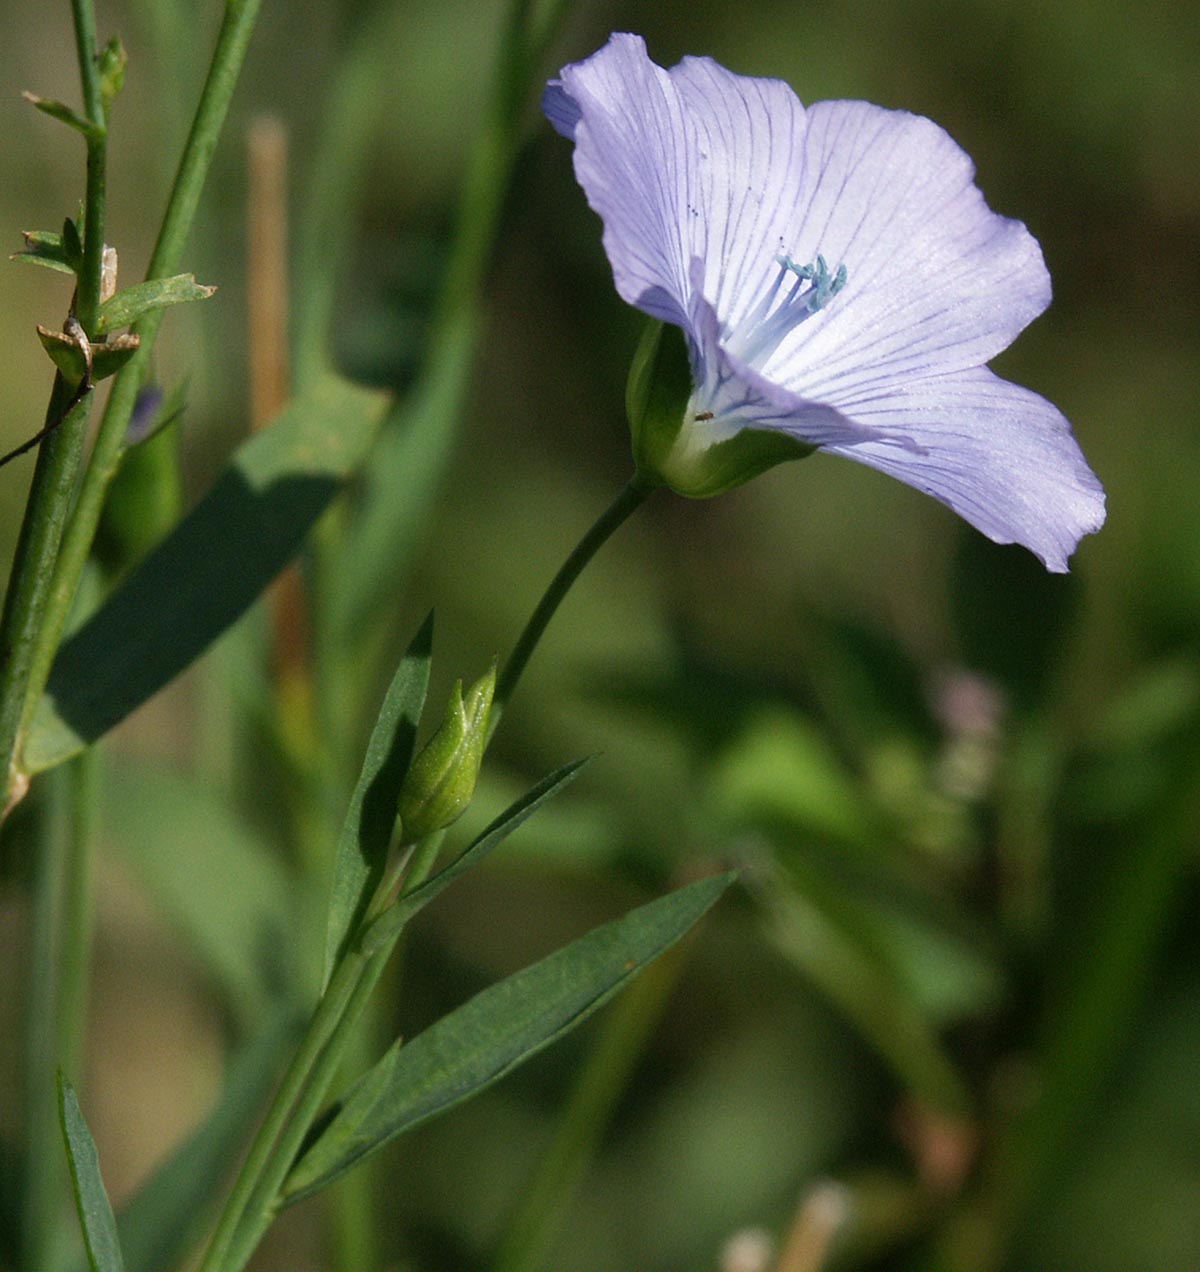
[[15, 0, 265, 777], [494, 478, 651, 717], [70, 0, 107, 332], [196, 945, 372, 1272], [0, 382, 94, 810], [201, 836, 442, 1272]]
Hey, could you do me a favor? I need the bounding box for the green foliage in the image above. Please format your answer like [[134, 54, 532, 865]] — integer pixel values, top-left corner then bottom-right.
[[285, 873, 735, 1202], [57, 1078, 125, 1272], [323, 613, 434, 986], [23, 376, 386, 773], [95, 274, 216, 335]]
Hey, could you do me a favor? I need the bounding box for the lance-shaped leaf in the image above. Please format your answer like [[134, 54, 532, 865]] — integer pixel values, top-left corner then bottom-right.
[[12, 229, 78, 275], [96, 274, 216, 334], [360, 757, 591, 958], [322, 614, 434, 988], [284, 872, 735, 1203], [23, 92, 103, 140], [24, 377, 386, 774], [58, 1077, 125, 1272]]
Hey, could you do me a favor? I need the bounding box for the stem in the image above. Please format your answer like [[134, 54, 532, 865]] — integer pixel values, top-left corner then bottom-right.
[[15, 0, 266, 780], [204, 836, 443, 1272], [196, 946, 370, 1272], [70, 0, 106, 334], [0, 382, 94, 810], [494, 478, 651, 716]]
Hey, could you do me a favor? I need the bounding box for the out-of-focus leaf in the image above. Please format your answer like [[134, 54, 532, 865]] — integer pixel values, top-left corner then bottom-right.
[[56, 1010, 298, 1272], [57, 1078, 125, 1272], [754, 873, 971, 1114], [951, 534, 1077, 710], [96, 274, 216, 334], [24, 377, 386, 773], [360, 758, 591, 956], [284, 873, 735, 1202], [709, 708, 886, 852], [323, 613, 434, 988], [101, 761, 295, 1022]]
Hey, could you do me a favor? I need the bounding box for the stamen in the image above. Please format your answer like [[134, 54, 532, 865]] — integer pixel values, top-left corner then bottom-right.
[[726, 251, 848, 369]]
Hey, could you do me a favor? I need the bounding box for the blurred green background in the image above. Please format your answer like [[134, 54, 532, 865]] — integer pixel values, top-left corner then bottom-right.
[[1, 1, 1198, 1270]]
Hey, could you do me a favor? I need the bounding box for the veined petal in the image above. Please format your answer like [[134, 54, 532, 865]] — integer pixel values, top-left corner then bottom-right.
[[762, 100, 1052, 394], [548, 34, 810, 334], [814, 368, 1106, 572]]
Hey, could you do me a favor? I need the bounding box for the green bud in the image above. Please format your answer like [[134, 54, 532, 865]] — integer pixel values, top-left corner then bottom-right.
[[98, 36, 127, 114], [626, 318, 815, 500], [397, 663, 496, 841]]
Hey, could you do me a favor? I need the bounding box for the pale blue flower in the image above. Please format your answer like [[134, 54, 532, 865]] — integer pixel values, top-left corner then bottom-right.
[[544, 34, 1105, 571]]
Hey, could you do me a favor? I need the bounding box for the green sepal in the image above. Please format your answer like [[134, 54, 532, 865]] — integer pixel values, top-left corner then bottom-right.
[[397, 662, 496, 841], [12, 229, 78, 275], [97, 275, 216, 334], [626, 318, 693, 489], [23, 91, 104, 140], [98, 36, 127, 113], [626, 319, 815, 500]]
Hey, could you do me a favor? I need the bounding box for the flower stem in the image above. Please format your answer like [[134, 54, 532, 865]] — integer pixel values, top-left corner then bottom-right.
[[494, 478, 651, 718], [12, 0, 265, 793]]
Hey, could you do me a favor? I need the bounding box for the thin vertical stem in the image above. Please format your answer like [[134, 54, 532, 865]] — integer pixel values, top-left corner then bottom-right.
[[493, 478, 650, 718], [0, 383, 94, 812], [15, 0, 266, 788]]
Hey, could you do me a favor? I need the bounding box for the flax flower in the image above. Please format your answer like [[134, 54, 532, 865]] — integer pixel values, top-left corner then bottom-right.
[[544, 34, 1105, 570]]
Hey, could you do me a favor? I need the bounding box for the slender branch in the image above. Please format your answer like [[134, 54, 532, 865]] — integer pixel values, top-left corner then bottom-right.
[[0, 382, 93, 812], [494, 478, 651, 716], [13, 0, 266, 784]]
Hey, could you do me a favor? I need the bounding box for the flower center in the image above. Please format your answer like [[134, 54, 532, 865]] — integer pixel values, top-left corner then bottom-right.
[[726, 253, 847, 368]]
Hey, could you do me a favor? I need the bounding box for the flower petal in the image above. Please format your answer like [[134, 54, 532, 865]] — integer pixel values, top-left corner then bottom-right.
[[762, 100, 1053, 395], [546, 34, 811, 334], [813, 368, 1106, 571]]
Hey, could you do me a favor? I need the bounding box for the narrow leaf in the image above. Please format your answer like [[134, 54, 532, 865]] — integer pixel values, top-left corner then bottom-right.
[[361, 757, 591, 957], [58, 1077, 125, 1272], [24, 377, 386, 773], [23, 92, 103, 139], [284, 872, 735, 1202], [97, 274, 217, 334], [322, 613, 434, 987], [12, 230, 76, 275], [101, 761, 295, 1023]]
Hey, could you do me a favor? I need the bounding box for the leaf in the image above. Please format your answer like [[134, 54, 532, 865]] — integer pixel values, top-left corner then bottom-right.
[[757, 878, 971, 1115], [284, 872, 736, 1202], [360, 757, 591, 957], [12, 230, 77, 275], [57, 1077, 125, 1272], [101, 760, 295, 1023], [96, 274, 216, 334], [105, 1011, 298, 1272], [322, 613, 434, 988], [23, 92, 103, 140], [24, 376, 386, 773]]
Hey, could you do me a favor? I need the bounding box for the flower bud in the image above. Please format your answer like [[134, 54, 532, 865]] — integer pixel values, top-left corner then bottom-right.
[[397, 663, 495, 841], [626, 319, 813, 500]]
